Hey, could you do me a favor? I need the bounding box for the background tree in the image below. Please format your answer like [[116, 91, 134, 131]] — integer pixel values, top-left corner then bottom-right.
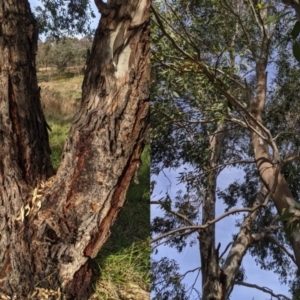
[[0, 0, 149, 299], [151, 0, 300, 299]]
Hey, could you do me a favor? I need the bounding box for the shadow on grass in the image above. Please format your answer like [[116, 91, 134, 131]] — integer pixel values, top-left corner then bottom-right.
[[93, 145, 150, 293]]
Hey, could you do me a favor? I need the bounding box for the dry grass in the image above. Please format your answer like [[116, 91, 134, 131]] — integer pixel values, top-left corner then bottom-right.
[[39, 72, 82, 120]]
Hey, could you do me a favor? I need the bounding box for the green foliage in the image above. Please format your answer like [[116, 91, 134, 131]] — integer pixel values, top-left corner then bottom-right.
[[34, 0, 96, 38], [151, 257, 189, 300], [291, 21, 300, 39], [151, 0, 300, 298]]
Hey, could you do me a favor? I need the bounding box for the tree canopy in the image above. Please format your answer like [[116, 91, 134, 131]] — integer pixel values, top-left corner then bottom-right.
[[151, 0, 300, 299], [34, 0, 96, 37]]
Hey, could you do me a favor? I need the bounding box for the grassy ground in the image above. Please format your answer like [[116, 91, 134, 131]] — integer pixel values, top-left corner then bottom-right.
[[94, 146, 150, 299], [38, 71, 82, 169], [38, 70, 150, 299]]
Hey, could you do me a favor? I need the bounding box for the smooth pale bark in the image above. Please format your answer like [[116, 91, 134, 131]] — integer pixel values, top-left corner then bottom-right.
[[221, 187, 266, 299], [249, 38, 300, 270], [0, 0, 150, 299]]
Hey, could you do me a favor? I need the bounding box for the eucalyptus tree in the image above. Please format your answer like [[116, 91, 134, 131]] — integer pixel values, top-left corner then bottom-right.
[[151, 0, 300, 299], [0, 0, 149, 299]]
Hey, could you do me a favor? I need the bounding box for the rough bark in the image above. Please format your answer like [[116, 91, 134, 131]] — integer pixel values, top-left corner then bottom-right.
[[0, 0, 150, 299], [0, 1, 54, 187], [0, 0, 54, 296]]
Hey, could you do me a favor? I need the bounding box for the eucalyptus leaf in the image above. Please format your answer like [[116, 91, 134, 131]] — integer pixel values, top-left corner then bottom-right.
[[291, 21, 300, 40], [265, 14, 280, 25], [293, 41, 300, 63]]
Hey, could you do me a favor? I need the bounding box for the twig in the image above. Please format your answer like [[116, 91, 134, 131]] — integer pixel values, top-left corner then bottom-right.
[[151, 205, 264, 245], [266, 235, 296, 265], [152, 172, 278, 247], [219, 242, 233, 259], [234, 281, 292, 300]]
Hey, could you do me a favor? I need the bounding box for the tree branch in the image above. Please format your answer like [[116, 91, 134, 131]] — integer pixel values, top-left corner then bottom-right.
[[268, 235, 297, 265], [234, 281, 292, 300], [151, 204, 265, 245], [152, 152, 280, 249], [94, 0, 111, 14], [283, 0, 300, 21]]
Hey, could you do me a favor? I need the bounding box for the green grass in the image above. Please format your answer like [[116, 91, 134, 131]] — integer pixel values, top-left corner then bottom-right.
[[47, 121, 71, 170], [38, 71, 82, 170], [94, 146, 150, 298], [40, 71, 150, 299]]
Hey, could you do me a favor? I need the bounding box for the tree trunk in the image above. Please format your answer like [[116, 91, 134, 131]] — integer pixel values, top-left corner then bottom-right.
[[249, 37, 300, 270], [201, 126, 267, 300], [0, 0, 150, 299], [200, 124, 225, 300]]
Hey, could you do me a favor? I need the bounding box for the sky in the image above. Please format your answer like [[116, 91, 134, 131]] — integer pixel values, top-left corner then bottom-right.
[[151, 166, 292, 300], [29, 0, 100, 35]]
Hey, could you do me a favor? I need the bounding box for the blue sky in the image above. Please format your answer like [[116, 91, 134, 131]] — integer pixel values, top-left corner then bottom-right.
[[151, 166, 292, 299], [29, 0, 99, 33]]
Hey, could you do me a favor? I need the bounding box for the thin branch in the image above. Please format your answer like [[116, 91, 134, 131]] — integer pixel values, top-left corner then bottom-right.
[[152, 165, 279, 251], [152, 199, 196, 226], [221, 0, 257, 60], [241, 113, 281, 164], [247, 0, 264, 34], [151, 229, 195, 249], [273, 131, 299, 141], [151, 6, 196, 62], [241, 114, 268, 142], [266, 235, 297, 265], [186, 267, 201, 297], [283, 154, 300, 164], [234, 281, 292, 300], [219, 242, 233, 259], [172, 266, 202, 280], [225, 117, 247, 128], [182, 159, 255, 184], [94, 0, 111, 14], [151, 204, 265, 245], [163, 0, 200, 51]]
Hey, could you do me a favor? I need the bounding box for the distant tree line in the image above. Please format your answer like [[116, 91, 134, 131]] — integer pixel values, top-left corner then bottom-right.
[[37, 36, 93, 72]]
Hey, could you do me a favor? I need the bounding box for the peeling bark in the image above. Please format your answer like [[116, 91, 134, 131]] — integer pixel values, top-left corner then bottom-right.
[[0, 0, 150, 298]]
